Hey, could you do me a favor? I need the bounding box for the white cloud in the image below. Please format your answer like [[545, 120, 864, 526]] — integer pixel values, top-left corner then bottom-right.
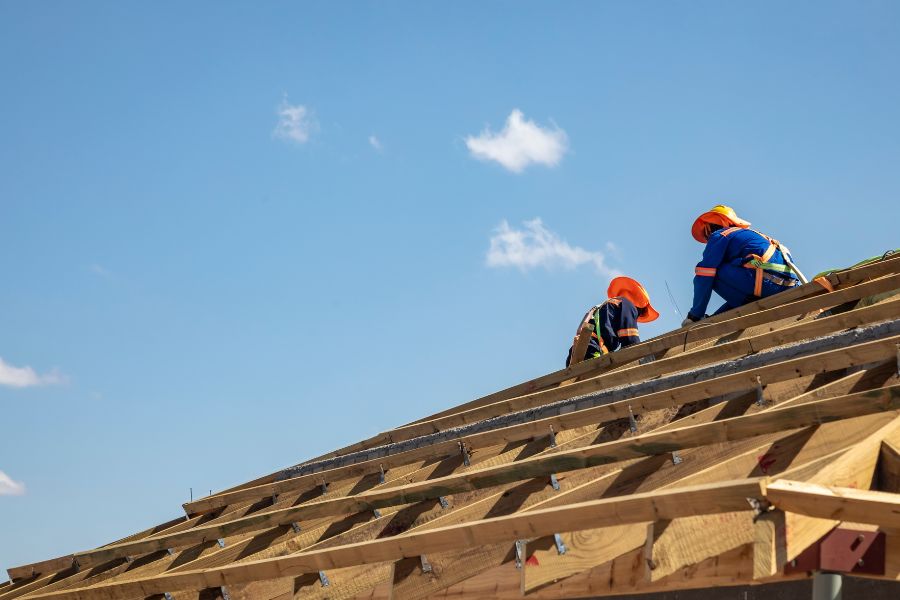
[[486, 219, 619, 276], [368, 135, 383, 152], [273, 98, 317, 144], [0, 471, 25, 496], [466, 109, 568, 173], [89, 263, 111, 277], [0, 357, 66, 388]]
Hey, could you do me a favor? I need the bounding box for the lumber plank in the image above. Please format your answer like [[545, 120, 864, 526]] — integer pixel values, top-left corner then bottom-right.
[[632, 409, 900, 581], [880, 439, 900, 493], [185, 330, 900, 516], [647, 511, 754, 582], [14, 256, 900, 598], [768, 479, 900, 528], [178, 258, 900, 517], [523, 411, 893, 593], [523, 543, 796, 599], [385, 288, 900, 443], [28, 479, 768, 600], [309, 422, 628, 599], [774, 414, 900, 570], [399, 256, 900, 428], [67, 385, 900, 571], [22, 360, 892, 600], [137, 439, 564, 600], [163, 257, 900, 536], [753, 509, 787, 579]]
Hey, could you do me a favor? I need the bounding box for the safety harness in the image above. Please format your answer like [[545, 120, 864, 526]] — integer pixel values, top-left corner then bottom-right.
[[575, 298, 628, 357], [720, 227, 801, 296]]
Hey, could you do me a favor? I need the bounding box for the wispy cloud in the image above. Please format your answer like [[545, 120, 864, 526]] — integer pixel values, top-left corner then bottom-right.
[[486, 218, 619, 276], [89, 263, 111, 277], [466, 109, 568, 173], [273, 98, 317, 144], [0, 471, 25, 496], [0, 357, 66, 388], [368, 135, 383, 152]]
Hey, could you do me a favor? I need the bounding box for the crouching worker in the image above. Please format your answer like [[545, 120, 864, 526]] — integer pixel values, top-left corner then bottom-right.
[[683, 204, 806, 326], [566, 276, 660, 367]]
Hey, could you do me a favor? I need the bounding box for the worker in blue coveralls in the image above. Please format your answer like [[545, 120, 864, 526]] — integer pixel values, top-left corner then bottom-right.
[[566, 276, 660, 366], [682, 205, 805, 326]]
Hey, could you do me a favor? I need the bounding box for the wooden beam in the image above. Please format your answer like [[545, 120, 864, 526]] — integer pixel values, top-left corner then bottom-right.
[[523, 543, 803, 599], [878, 439, 900, 493], [753, 509, 787, 579], [767, 479, 900, 528], [14, 258, 900, 596], [28, 479, 768, 600], [769, 414, 900, 571], [179, 258, 900, 514], [521, 409, 895, 592], [185, 331, 900, 516], [399, 256, 900, 428], [64, 386, 900, 571], [638, 414, 896, 585], [384, 287, 900, 444]]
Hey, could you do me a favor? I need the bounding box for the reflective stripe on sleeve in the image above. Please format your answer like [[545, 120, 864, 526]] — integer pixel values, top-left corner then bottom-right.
[[617, 328, 639, 337], [695, 266, 717, 277]]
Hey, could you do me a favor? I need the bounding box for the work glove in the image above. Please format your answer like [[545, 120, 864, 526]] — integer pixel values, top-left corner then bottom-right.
[[681, 313, 701, 328]]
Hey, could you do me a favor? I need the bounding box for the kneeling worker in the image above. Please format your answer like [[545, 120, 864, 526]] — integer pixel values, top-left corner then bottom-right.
[[567, 276, 660, 366], [683, 204, 806, 326]]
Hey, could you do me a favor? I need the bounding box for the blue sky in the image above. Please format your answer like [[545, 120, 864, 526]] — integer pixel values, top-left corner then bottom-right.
[[1, 1, 898, 574]]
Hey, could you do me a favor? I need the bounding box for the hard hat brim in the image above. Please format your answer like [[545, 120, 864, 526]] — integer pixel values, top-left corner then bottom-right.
[[639, 303, 660, 323], [607, 276, 659, 323], [691, 211, 751, 243]]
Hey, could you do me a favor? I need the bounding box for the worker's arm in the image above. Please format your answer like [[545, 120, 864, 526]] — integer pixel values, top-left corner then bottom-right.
[[615, 303, 641, 348], [688, 232, 729, 320]]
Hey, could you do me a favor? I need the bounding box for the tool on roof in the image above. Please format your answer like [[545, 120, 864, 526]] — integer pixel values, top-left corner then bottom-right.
[[665, 280, 684, 319]]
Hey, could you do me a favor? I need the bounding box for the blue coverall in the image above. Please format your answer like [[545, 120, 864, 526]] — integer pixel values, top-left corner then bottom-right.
[[566, 297, 641, 366], [689, 227, 799, 320]]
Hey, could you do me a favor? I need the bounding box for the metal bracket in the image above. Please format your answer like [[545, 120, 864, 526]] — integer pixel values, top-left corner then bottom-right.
[[628, 405, 638, 433], [321, 481, 329, 494], [220, 586, 232, 600], [291, 522, 302, 534], [438, 496, 450, 509], [785, 527, 886, 575], [420, 555, 433, 573], [756, 376, 765, 406], [553, 533, 567, 555], [271, 494, 278, 505], [671, 451, 683, 465], [548, 425, 557, 448], [216, 538, 226, 548], [746, 497, 771, 521], [379, 464, 386, 484], [373, 509, 381, 518], [514, 540, 525, 569], [550, 474, 560, 491], [895, 343, 900, 376], [164, 593, 174, 600], [166, 548, 175, 556], [124, 556, 133, 564], [459, 441, 470, 466], [318, 571, 330, 587]]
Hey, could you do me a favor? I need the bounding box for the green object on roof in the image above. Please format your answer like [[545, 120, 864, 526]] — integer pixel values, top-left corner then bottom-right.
[[814, 249, 899, 279]]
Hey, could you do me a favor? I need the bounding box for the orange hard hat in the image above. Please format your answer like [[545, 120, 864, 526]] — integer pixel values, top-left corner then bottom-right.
[[691, 204, 751, 243], [607, 276, 659, 323]]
